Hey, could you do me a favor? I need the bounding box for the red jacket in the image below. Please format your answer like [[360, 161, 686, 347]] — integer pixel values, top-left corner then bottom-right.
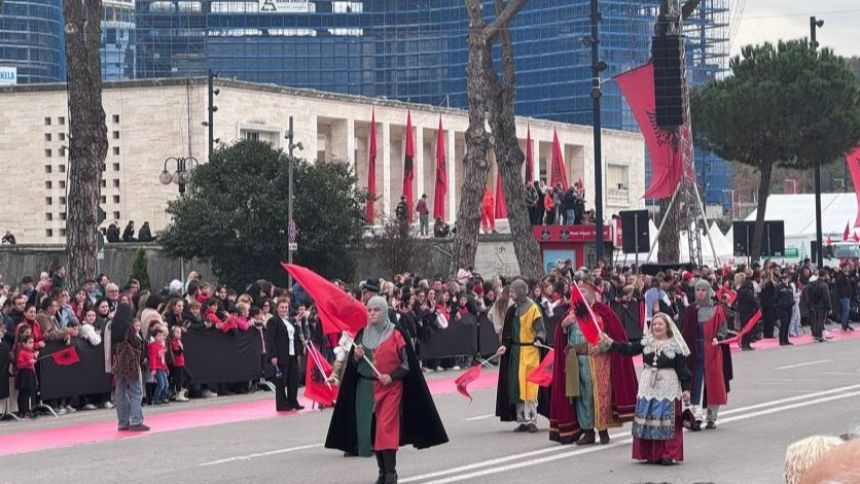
[[16, 347, 37, 372], [148, 341, 168, 372], [204, 309, 223, 328], [16, 320, 44, 347], [170, 340, 185, 367]]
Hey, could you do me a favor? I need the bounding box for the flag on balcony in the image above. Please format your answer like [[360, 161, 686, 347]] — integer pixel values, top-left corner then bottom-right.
[[525, 124, 534, 184], [550, 129, 569, 190], [403, 111, 415, 224], [434, 117, 448, 219], [615, 62, 686, 200], [366, 110, 377, 223], [495, 169, 507, 219], [846, 147, 860, 227]]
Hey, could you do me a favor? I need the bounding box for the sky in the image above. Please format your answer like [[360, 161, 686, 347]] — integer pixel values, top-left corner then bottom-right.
[[729, 0, 860, 59]]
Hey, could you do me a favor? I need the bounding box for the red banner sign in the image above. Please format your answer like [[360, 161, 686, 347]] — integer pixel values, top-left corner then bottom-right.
[[533, 225, 612, 243]]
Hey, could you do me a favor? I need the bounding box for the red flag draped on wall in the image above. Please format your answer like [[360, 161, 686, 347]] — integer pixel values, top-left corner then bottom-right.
[[304, 344, 338, 405], [525, 124, 534, 184], [615, 63, 685, 200], [847, 147, 860, 227], [495, 169, 507, 219], [403, 111, 415, 223], [433, 117, 448, 219], [281, 263, 367, 335], [550, 129, 569, 190], [366, 110, 377, 223]]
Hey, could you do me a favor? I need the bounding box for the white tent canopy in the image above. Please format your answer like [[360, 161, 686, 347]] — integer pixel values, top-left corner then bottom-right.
[[745, 193, 858, 238]]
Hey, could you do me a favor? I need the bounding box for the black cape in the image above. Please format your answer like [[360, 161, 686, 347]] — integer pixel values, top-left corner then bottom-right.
[[324, 326, 448, 452], [495, 304, 551, 422]]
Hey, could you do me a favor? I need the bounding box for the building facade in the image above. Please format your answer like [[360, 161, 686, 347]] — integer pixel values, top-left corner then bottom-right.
[[0, 0, 65, 84], [0, 77, 644, 243], [101, 0, 137, 80]]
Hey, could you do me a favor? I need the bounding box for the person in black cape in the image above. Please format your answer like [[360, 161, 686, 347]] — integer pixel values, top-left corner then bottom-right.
[[325, 297, 448, 484]]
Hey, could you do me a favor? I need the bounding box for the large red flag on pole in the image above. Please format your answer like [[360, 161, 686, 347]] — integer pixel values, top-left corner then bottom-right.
[[615, 63, 685, 199], [525, 124, 534, 184], [403, 111, 415, 224], [495, 169, 507, 219], [366, 110, 377, 223], [847, 147, 860, 227], [281, 263, 367, 335], [433, 117, 448, 219], [550, 129, 569, 190]]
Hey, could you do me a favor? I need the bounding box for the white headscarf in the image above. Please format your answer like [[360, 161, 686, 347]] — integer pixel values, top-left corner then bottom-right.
[[642, 311, 690, 357]]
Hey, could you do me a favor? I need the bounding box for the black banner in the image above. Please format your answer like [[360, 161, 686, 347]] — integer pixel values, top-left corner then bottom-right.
[[478, 316, 500, 356], [420, 314, 479, 359], [183, 329, 262, 385], [0, 342, 10, 400], [40, 340, 111, 401]]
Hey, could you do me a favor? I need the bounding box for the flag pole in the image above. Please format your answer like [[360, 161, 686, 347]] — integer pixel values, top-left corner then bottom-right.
[[306, 341, 333, 390], [343, 334, 383, 378]]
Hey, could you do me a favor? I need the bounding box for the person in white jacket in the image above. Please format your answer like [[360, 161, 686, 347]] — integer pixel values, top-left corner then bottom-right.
[[80, 309, 103, 346]]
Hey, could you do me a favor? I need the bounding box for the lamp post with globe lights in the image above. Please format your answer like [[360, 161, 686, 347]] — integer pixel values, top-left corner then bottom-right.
[[160, 156, 199, 195]]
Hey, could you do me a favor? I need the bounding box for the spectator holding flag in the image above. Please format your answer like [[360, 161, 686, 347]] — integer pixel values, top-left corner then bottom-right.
[[14, 334, 38, 418]]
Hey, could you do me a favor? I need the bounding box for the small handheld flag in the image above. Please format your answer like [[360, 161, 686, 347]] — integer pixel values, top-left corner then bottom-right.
[[51, 346, 79, 366], [526, 349, 555, 387], [454, 365, 482, 403]]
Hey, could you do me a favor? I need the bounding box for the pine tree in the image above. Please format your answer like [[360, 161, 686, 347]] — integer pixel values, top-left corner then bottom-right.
[[129, 248, 151, 291]]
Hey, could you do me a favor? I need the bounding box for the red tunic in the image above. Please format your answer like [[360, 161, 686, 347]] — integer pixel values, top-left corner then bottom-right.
[[372, 329, 406, 451], [682, 305, 730, 406]]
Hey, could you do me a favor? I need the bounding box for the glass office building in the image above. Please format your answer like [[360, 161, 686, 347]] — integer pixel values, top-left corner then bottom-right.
[[134, 0, 731, 206], [101, 0, 137, 80], [0, 0, 65, 84]]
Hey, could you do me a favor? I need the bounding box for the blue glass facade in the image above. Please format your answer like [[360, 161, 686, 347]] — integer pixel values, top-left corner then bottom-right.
[[101, 0, 137, 80], [0, 0, 65, 83], [133, 0, 731, 206]]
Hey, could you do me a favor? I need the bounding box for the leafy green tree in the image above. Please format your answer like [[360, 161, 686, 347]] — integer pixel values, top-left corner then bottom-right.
[[128, 248, 151, 291], [693, 40, 860, 260], [160, 140, 368, 288]]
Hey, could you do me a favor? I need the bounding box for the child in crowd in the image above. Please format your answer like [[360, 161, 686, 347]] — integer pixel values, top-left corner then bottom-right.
[[80, 309, 102, 346], [169, 326, 188, 402], [14, 335, 38, 418], [203, 298, 223, 330], [148, 328, 169, 405], [185, 300, 206, 331]]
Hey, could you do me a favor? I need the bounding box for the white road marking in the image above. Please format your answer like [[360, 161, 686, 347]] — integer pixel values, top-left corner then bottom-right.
[[775, 359, 832, 370], [463, 414, 495, 421], [416, 390, 860, 484], [198, 443, 323, 466]]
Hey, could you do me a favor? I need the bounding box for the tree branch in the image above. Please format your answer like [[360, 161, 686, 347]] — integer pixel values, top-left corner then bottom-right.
[[485, 0, 529, 43]]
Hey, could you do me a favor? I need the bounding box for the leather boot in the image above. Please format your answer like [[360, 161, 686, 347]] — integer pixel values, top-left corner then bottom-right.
[[576, 430, 595, 445], [383, 451, 398, 484], [598, 430, 610, 445], [374, 452, 385, 484]]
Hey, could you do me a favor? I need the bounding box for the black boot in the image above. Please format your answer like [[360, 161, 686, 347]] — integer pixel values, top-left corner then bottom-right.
[[374, 452, 385, 484], [383, 450, 398, 484]]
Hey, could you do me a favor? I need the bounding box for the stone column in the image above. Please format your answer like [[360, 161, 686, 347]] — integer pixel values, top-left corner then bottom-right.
[[346, 117, 355, 173], [382, 120, 391, 218]]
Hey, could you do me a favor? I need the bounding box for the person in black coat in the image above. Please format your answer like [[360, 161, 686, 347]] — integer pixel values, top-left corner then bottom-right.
[[735, 278, 758, 351], [265, 298, 305, 411], [776, 274, 795, 346], [105, 223, 120, 243], [122, 221, 136, 242], [137, 222, 154, 242], [758, 270, 778, 339]]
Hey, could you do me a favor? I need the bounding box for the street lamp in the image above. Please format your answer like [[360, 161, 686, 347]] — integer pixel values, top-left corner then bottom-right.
[[811, 16, 824, 267], [160, 156, 199, 195], [588, 0, 607, 264], [283, 116, 303, 288]]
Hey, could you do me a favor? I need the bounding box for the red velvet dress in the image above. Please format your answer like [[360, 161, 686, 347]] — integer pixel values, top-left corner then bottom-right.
[[372, 330, 406, 451]]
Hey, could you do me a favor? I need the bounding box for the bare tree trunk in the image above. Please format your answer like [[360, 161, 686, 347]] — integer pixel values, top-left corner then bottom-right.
[[63, 0, 108, 289], [488, 0, 543, 280], [454, 0, 530, 276], [751, 160, 773, 262], [657, 196, 681, 264]]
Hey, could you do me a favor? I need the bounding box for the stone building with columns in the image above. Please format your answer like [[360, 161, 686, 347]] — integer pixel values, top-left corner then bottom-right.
[[0, 78, 645, 244]]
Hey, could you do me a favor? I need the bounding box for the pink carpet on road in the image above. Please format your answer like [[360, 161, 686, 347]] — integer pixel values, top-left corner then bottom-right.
[[2, 329, 858, 457]]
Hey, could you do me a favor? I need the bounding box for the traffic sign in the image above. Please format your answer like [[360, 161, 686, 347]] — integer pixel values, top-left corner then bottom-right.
[[784, 247, 799, 258], [288, 242, 298, 252], [288, 220, 299, 243]]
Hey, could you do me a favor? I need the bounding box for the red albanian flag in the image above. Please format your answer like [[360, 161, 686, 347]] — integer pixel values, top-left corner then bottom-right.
[[281, 263, 367, 336], [454, 365, 482, 403], [52, 346, 79, 366], [568, 283, 601, 345], [719, 310, 762, 346], [304, 344, 338, 406], [526, 349, 555, 387]]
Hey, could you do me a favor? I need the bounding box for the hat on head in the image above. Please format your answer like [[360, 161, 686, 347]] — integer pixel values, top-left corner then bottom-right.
[[362, 279, 380, 293]]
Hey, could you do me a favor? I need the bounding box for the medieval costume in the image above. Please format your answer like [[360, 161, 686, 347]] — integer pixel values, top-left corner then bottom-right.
[[607, 312, 691, 465], [682, 279, 733, 430], [495, 280, 548, 432], [548, 280, 637, 445], [325, 297, 447, 484]]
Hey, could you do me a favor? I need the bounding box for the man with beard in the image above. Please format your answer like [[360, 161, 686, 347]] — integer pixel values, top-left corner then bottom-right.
[[548, 276, 637, 445]]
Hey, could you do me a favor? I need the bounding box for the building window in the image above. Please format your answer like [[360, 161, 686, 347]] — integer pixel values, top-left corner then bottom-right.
[[45, 181, 52, 189], [607, 164, 630, 205], [58, 117, 65, 125], [59, 146, 66, 157], [59, 228, 66, 237], [44, 117, 51, 126], [113, 147, 120, 156], [60, 212, 67, 221], [59, 165, 66, 173], [45, 165, 52, 174], [46, 197, 53, 205], [113, 211, 121, 220], [112, 131, 120, 139], [112, 195, 120, 203], [59, 180, 66, 189], [112, 114, 120, 123], [45, 213, 53, 221], [59, 196, 66, 205], [100, 195, 107, 204], [100, 179, 107, 188], [45, 149, 52, 157], [46, 229, 53, 238], [100, 163, 106, 172], [45, 133, 52, 142], [59, 133, 66, 141], [113, 179, 120, 188], [113, 163, 120, 171], [245, 131, 260, 141]]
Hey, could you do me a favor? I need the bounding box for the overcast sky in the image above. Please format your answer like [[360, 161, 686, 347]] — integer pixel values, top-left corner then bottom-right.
[[730, 0, 859, 58]]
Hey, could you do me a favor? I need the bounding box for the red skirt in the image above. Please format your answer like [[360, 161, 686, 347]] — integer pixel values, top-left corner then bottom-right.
[[631, 400, 684, 462]]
